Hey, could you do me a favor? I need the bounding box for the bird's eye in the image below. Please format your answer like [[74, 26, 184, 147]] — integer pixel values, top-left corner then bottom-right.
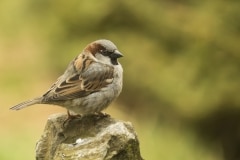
[[100, 49, 112, 56]]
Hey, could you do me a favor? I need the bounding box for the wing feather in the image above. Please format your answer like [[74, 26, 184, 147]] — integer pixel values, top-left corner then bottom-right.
[[43, 61, 114, 101]]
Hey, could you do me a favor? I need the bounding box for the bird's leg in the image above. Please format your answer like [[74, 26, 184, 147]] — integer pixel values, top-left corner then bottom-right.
[[62, 110, 81, 128], [68, 110, 82, 118], [67, 110, 72, 118]]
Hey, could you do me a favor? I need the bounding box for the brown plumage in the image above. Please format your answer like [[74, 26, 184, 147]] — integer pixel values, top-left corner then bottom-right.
[[10, 39, 123, 115]]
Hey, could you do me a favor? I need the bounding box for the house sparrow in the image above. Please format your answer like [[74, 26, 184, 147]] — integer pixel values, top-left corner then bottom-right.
[[10, 39, 123, 116]]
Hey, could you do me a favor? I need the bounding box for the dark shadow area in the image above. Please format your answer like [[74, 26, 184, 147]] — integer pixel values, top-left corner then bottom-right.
[[193, 105, 240, 160]]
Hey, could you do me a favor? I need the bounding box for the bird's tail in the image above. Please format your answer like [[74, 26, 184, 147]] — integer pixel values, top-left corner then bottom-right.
[[10, 97, 42, 110]]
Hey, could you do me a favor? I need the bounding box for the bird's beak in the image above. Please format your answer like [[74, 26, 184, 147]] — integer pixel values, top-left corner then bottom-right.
[[112, 50, 123, 58]]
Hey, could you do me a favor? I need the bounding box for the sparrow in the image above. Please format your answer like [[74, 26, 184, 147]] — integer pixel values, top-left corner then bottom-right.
[[10, 39, 123, 116]]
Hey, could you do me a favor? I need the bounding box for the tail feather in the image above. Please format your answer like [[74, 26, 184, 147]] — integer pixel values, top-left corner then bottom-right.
[[10, 98, 42, 110]]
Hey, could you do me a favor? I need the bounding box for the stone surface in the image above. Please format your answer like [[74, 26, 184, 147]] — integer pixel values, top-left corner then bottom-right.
[[36, 113, 143, 160]]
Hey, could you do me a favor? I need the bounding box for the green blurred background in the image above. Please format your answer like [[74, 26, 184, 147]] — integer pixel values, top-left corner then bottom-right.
[[1, 0, 240, 159]]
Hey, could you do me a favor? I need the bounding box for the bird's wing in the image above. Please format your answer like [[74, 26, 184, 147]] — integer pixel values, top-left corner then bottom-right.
[[42, 61, 114, 101]]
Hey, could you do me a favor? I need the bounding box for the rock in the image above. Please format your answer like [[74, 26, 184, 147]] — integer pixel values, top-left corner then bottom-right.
[[36, 113, 143, 160]]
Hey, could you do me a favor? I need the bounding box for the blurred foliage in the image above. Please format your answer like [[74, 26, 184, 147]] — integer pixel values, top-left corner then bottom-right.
[[1, 0, 240, 160]]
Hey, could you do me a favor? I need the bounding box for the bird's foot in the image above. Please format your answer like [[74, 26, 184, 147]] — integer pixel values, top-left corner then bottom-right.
[[95, 112, 110, 118], [62, 110, 81, 128]]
